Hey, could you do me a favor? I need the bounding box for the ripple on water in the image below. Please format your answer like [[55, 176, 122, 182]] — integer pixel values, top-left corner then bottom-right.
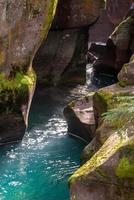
[[0, 88, 85, 200]]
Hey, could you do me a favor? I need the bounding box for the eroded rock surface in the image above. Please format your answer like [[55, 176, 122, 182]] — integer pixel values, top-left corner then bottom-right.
[[64, 93, 95, 142], [34, 28, 88, 86], [118, 54, 134, 86], [0, 0, 58, 144], [70, 84, 134, 200], [52, 0, 104, 29]]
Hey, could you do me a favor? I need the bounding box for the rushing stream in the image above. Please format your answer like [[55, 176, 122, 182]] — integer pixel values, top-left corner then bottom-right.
[[0, 87, 86, 200]]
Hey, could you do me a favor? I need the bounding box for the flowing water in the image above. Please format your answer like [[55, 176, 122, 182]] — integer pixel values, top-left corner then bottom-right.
[[0, 68, 117, 200], [0, 87, 86, 200]]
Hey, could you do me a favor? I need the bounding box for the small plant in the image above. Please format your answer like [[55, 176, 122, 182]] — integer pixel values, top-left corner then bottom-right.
[[102, 95, 134, 131]]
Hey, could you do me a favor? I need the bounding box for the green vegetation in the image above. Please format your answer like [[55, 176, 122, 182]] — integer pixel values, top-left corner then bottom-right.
[[0, 69, 36, 114], [102, 96, 134, 128], [116, 157, 134, 179]]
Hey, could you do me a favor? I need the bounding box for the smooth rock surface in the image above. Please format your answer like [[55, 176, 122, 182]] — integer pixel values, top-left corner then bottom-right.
[[52, 0, 104, 29], [118, 54, 134, 86], [89, 10, 114, 43], [64, 93, 95, 142], [34, 28, 88, 86], [0, 0, 58, 144], [106, 0, 132, 26]]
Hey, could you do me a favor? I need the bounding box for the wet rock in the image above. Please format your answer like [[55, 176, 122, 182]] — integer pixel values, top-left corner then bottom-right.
[[0, 0, 58, 144], [52, 0, 104, 29], [64, 93, 95, 142]]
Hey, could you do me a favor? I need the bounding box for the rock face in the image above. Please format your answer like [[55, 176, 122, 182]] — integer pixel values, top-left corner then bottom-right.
[[52, 0, 104, 29], [34, 28, 88, 86], [65, 3, 134, 200], [118, 54, 134, 86], [64, 93, 95, 142], [69, 84, 134, 200], [33, 0, 104, 86], [88, 9, 134, 76], [0, 0, 59, 144], [89, 0, 132, 44], [106, 0, 132, 26], [89, 10, 114, 43]]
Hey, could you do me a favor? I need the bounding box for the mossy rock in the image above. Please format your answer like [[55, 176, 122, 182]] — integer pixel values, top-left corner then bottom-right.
[[118, 54, 134, 86], [70, 84, 134, 200]]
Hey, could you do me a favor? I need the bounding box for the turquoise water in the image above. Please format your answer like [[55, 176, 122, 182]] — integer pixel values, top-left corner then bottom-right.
[[0, 88, 85, 200]]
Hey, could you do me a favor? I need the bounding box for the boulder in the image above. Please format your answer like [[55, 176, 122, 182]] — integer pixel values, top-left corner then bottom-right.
[[110, 17, 133, 50], [70, 84, 134, 200], [88, 14, 134, 75], [0, 0, 58, 144], [88, 42, 117, 74], [118, 54, 134, 86], [89, 10, 114, 43], [81, 138, 97, 164], [106, 0, 132, 26], [93, 84, 134, 126], [64, 93, 95, 142], [52, 0, 104, 29], [109, 16, 134, 71]]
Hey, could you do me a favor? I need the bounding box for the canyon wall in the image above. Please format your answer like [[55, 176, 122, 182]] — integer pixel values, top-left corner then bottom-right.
[[0, 0, 58, 144]]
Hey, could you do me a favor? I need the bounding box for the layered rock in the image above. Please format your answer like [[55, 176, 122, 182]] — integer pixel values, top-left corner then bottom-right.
[[0, 0, 59, 144]]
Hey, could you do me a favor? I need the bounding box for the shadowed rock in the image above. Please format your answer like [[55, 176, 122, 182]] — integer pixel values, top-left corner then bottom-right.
[[52, 0, 104, 29], [64, 93, 95, 142], [0, 0, 59, 144], [70, 84, 134, 200]]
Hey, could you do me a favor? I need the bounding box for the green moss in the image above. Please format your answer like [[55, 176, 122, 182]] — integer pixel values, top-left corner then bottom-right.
[[0, 68, 36, 114], [41, 0, 58, 40], [116, 157, 134, 179], [0, 69, 35, 92], [69, 131, 125, 185], [128, 192, 134, 200]]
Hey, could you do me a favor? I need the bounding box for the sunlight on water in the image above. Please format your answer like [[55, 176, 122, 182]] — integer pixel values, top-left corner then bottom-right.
[[0, 88, 85, 200]]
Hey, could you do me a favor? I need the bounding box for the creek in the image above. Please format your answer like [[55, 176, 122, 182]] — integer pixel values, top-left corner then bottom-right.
[[0, 87, 86, 200], [0, 68, 117, 200]]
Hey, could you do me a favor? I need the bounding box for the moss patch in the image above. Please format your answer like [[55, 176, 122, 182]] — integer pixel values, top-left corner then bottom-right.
[[69, 131, 125, 185], [116, 157, 134, 179], [0, 69, 36, 114]]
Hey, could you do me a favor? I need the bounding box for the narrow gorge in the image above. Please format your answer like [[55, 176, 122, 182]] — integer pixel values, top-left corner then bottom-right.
[[0, 1, 134, 200]]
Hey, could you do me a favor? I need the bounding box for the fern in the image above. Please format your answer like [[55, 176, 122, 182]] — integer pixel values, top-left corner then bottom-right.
[[102, 96, 134, 126]]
